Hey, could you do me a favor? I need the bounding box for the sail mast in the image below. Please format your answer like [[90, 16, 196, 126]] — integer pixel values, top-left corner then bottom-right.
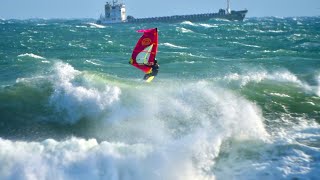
[[227, 0, 231, 14]]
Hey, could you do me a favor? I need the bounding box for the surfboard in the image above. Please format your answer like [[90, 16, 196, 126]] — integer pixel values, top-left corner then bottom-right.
[[145, 76, 155, 83], [129, 28, 159, 81]]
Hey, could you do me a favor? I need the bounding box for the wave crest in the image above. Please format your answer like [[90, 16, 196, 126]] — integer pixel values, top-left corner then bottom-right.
[[49, 62, 121, 123]]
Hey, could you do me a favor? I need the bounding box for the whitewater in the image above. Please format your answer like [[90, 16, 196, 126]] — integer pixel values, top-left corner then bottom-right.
[[0, 17, 319, 180]]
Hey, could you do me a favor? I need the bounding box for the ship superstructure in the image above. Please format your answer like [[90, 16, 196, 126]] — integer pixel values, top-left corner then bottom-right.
[[99, 0, 126, 24], [97, 0, 247, 24]]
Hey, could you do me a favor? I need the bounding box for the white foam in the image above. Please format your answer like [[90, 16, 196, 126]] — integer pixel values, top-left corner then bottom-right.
[[268, 30, 285, 33], [15, 75, 48, 84], [0, 138, 141, 179], [49, 62, 121, 123], [253, 29, 266, 33], [214, 18, 230, 22], [222, 70, 319, 96], [41, 60, 50, 64], [177, 52, 207, 58], [176, 27, 193, 33], [184, 60, 195, 64], [181, 21, 197, 26], [76, 25, 87, 28], [161, 42, 187, 49], [305, 101, 315, 106], [0, 137, 214, 180], [85, 60, 102, 66], [101, 80, 269, 178], [88, 23, 106, 29], [222, 70, 304, 87], [0, 80, 270, 180], [299, 42, 320, 48], [231, 41, 261, 48], [270, 93, 291, 98], [214, 109, 320, 179], [68, 43, 88, 49], [199, 23, 218, 28], [17, 53, 45, 60]]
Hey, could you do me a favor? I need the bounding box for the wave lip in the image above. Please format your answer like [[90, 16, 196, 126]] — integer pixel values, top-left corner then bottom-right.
[[49, 62, 121, 123]]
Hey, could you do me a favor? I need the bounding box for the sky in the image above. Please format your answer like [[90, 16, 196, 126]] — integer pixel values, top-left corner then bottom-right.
[[0, 0, 319, 19]]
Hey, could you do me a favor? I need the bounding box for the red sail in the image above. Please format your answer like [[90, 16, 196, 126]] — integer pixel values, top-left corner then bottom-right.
[[129, 28, 158, 73]]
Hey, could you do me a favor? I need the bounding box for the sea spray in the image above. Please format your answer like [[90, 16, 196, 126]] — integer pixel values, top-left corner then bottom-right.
[[0, 76, 270, 179], [49, 62, 121, 123]]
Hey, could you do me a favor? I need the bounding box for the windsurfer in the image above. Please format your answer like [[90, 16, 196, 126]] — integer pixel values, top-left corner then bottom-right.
[[129, 28, 158, 82], [143, 59, 159, 80]]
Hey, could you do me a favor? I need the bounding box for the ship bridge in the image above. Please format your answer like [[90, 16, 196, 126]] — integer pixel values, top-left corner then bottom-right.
[[99, 0, 127, 24]]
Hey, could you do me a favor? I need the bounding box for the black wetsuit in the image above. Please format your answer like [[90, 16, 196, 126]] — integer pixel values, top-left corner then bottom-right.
[[151, 64, 159, 76], [143, 63, 159, 80]]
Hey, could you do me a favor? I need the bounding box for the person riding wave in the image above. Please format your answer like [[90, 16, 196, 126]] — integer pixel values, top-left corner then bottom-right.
[[143, 59, 159, 80]]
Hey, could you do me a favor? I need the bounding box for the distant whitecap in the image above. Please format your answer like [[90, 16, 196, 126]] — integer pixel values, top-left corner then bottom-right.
[[270, 93, 291, 98], [181, 21, 197, 26], [85, 60, 102, 66], [176, 27, 193, 33], [231, 41, 261, 48], [199, 23, 218, 28], [18, 53, 45, 60], [88, 23, 106, 28], [161, 42, 187, 49]]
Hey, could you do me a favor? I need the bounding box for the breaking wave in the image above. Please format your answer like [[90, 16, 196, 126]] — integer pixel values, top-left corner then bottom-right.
[[0, 79, 269, 180], [49, 62, 121, 123]]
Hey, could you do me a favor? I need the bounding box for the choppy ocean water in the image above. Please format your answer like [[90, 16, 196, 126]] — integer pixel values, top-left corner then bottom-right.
[[0, 17, 319, 179]]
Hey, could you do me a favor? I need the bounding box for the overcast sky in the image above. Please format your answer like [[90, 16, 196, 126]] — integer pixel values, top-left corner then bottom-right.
[[0, 0, 319, 19]]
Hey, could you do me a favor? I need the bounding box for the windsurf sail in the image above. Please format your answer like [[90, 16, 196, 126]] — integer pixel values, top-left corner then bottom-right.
[[129, 28, 158, 74]]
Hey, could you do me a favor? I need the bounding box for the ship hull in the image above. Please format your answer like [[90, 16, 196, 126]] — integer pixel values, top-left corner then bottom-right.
[[97, 10, 248, 24]]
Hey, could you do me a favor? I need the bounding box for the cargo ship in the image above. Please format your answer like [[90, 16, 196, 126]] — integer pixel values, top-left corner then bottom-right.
[[97, 0, 248, 24]]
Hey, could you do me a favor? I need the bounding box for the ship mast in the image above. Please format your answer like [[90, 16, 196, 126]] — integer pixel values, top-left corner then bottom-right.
[[226, 0, 231, 14]]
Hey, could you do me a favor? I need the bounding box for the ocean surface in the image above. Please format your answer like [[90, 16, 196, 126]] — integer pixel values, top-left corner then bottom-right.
[[0, 17, 319, 180]]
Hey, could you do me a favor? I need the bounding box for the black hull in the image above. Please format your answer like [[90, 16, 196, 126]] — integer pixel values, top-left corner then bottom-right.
[[127, 10, 248, 23], [97, 9, 248, 24]]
